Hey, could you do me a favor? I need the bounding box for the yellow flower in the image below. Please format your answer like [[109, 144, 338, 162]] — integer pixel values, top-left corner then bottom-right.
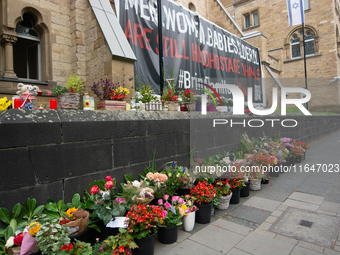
[[28, 222, 41, 236], [66, 207, 78, 220], [159, 218, 163, 224], [181, 204, 188, 215]]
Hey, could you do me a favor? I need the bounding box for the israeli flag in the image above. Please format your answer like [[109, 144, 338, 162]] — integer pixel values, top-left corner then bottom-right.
[[287, 0, 305, 26]]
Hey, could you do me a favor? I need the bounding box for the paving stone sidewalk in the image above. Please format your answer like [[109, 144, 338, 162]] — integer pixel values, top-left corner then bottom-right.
[[154, 130, 340, 255]]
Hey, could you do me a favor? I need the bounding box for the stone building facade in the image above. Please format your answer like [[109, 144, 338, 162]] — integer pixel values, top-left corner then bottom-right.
[[0, 0, 339, 112]]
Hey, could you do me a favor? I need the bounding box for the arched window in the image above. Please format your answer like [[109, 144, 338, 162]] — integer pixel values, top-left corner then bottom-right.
[[188, 3, 196, 12], [291, 34, 301, 59], [304, 31, 315, 56], [14, 13, 40, 80]]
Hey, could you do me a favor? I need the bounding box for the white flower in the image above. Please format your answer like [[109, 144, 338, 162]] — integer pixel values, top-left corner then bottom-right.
[[5, 236, 14, 248], [132, 180, 141, 189]]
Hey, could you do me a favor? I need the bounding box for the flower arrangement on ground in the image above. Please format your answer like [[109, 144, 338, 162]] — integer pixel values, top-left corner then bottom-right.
[[85, 176, 126, 225], [103, 228, 138, 255], [182, 195, 198, 215], [125, 204, 163, 239], [143, 172, 168, 198], [58, 239, 92, 255], [214, 180, 231, 198], [294, 141, 310, 151], [190, 181, 216, 205], [162, 161, 191, 196], [228, 178, 246, 189], [157, 195, 185, 227]]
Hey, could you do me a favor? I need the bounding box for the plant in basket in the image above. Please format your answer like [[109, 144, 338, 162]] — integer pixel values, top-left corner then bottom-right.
[[84, 176, 126, 225], [125, 205, 162, 240], [119, 175, 145, 206], [190, 181, 216, 205], [214, 180, 231, 198]]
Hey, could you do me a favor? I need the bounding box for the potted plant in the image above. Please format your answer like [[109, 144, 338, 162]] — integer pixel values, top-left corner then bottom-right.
[[207, 97, 216, 112], [156, 195, 185, 244], [214, 180, 232, 210], [190, 181, 216, 224], [195, 96, 202, 111], [227, 98, 233, 112], [182, 195, 198, 232], [228, 177, 245, 204], [136, 83, 156, 103], [0, 97, 12, 111], [161, 81, 178, 111], [57, 239, 92, 255], [281, 137, 295, 166], [180, 89, 196, 111], [162, 161, 191, 196], [292, 144, 304, 163], [216, 97, 229, 112], [125, 204, 162, 255], [91, 78, 129, 110], [101, 228, 138, 255], [52, 74, 84, 109], [143, 172, 168, 199]]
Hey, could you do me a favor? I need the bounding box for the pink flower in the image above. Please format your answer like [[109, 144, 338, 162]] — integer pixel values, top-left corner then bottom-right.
[[164, 202, 171, 210], [161, 210, 167, 219], [146, 172, 154, 180], [115, 197, 126, 204], [90, 185, 99, 195], [158, 174, 168, 183], [178, 197, 184, 204], [105, 180, 114, 189], [158, 199, 163, 205], [47, 91, 51, 96], [99, 247, 103, 250], [164, 195, 169, 200], [172, 196, 179, 202]]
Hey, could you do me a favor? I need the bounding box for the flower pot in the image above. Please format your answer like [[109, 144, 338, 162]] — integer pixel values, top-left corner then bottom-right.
[[295, 155, 302, 163], [184, 102, 196, 111], [163, 101, 178, 111], [132, 233, 155, 255], [58, 93, 81, 109], [268, 166, 280, 177], [288, 156, 295, 166], [158, 226, 178, 244], [183, 211, 195, 231], [207, 105, 215, 112], [195, 202, 212, 224], [302, 151, 306, 160], [70, 228, 90, 243], [240, 180, 251, 197], [216, 192, 232, 210], [230, 188, 240, 204], [250, 179, 261, 191], [97, 100, 126, 110], [196, 104, 202, 111]]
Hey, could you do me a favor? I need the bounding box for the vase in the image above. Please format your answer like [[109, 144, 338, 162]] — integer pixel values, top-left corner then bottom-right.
[[97, 100, 126, 110], [250, 179, 261, 191], [163, 101, 178, 111], [132, 233, 155, 255], [230, 188, 240, 204], [207, 105, 215, 112], [58, 93, 81, 109], [158, 226, 178, 244], [183, 211, 195, 231], [295, 155, 302, 163], [216, 192, 233, 210], [240, 180, 251, 197], [184, 102, 196, 111], [195, 202, 212, 224]]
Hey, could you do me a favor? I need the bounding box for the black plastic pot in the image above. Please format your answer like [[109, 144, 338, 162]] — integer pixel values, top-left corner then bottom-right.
[[240, 180, 251, 197], [176, 187, 191, 196], [230, 188, 240, 204], [133, 233, 155, 255], [261, 179, 269, 184], [70, 228, 90, 243], [157, 226, 178, 244], [195, 202, 212, 224], [295, 155, 302, 163]]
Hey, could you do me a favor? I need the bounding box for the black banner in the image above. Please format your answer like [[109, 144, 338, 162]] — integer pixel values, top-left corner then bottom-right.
[[119, 0, 262, 102]]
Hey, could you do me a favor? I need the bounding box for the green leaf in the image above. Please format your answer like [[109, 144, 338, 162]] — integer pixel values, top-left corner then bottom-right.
[[4, 226, 13, 241], [72, 194, 81, 208], [32, 205, 45, 218], [0, 208, 10, 224], [43, 210, 59, 219], [129, 241, 139, 249], [11, 203, 22, 220], [9, 219, 17, 233], [57, 200, 64, 212], [46, 202, 58, 212], [27, 198, 37, 213]]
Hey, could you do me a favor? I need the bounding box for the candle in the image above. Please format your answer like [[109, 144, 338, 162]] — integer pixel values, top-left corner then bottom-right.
[[14, 99, 22, 109], [50, 99, 57, 109]]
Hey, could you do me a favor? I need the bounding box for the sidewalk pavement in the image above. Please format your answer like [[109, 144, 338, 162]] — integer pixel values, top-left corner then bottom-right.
[[154, 130, 340, 255]]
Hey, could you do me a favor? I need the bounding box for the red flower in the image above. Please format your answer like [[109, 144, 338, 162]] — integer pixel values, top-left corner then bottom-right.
[[106, 176, 112, 182], [105, 180, 114, 190], [118, 245, 125, 253], [14, 233, 24, 246], [90, 185, 99, 195], [61, 243, 73, 251]]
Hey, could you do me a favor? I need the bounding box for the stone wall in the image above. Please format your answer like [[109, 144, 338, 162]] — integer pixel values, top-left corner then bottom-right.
[[1, 109, 340, 213]]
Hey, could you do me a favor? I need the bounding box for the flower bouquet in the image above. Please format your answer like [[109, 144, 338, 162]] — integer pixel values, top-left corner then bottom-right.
[[144, 172, 168, 199], [85, 176, 126, 225], [182, 195, 198, 232], [162, 161, 191, 196], [136, 187, 155, 205]]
